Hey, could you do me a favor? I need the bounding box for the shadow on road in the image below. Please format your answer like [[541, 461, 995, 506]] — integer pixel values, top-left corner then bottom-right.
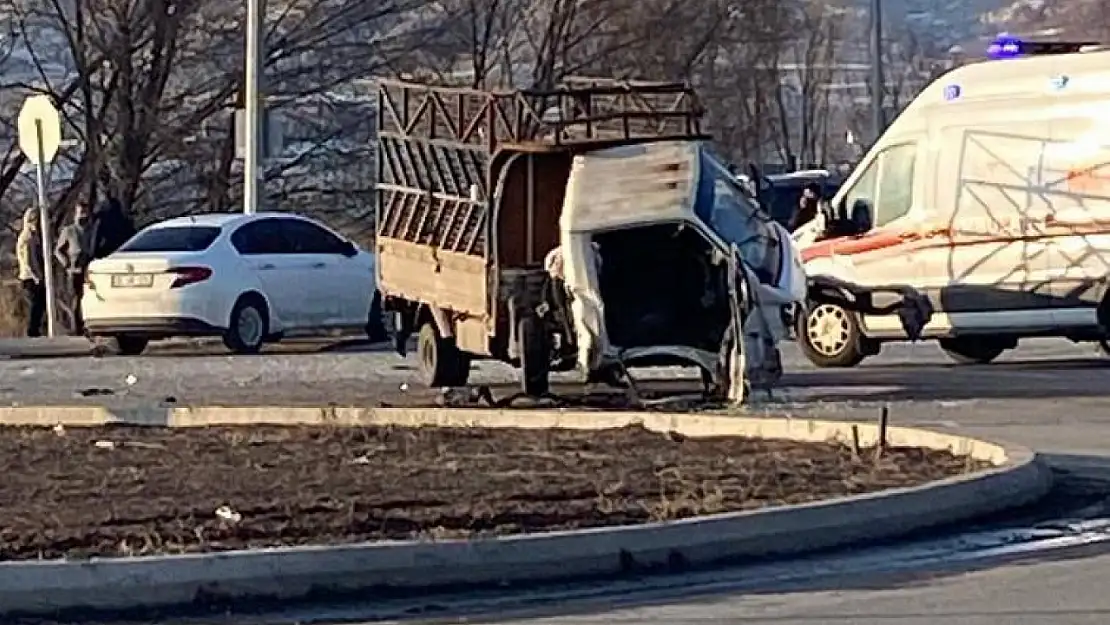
[[861, 357, 1110, 371], [138, 338, 395, 358], [781, 359, 1110, 402]]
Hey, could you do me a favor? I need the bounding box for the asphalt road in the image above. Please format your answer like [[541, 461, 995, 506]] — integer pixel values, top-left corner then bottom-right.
[[8, 337, 1110, 624], [3, 334, 1110, 417]]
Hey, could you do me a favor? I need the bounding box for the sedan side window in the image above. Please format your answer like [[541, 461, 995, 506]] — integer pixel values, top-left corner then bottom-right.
[[231, 220, 291, 255], [279, 219, 348, 254]]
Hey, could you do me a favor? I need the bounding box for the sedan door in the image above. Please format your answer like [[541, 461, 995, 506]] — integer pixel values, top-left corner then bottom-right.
[[229, 218, 313, 330], [277, 217, 371, 326]]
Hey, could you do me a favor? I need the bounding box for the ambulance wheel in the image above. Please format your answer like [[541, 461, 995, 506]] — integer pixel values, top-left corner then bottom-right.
[[798, 302, 866, 368]]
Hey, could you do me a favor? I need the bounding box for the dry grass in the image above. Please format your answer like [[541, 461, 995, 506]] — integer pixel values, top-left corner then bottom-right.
[[0, 278, 79, 337], [0, 423, 988, 560], [0, 279, 25, 337]]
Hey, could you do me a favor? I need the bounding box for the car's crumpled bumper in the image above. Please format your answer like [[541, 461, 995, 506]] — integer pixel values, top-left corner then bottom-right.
[[806, 275, 934, 341]]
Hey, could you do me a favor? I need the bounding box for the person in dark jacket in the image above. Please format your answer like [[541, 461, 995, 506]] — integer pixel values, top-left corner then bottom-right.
[[787, 182, 822, 232], [91, 197, 136, 259]]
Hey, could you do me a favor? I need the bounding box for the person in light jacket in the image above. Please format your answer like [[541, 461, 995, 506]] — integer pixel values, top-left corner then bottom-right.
[[15, 207, 46, 337], [54, 202, 95, 334]]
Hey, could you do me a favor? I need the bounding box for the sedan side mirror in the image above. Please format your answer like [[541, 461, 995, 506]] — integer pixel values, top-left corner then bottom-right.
[[340, 240, 358, 257]]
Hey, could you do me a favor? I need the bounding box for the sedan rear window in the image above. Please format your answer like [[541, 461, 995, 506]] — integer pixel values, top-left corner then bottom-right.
[[118, 226, 222, 253]]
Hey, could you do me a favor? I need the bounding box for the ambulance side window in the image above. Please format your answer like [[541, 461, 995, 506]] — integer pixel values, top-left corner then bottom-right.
[[875, 142, 917, 227], [842, 159, 879, 221]]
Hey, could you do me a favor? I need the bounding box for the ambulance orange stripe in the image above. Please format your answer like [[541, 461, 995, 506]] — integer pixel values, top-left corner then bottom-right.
[[800, 220, 1110, 263]]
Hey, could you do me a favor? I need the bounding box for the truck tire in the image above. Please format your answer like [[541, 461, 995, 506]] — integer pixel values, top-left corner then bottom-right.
[[365, 291, 388, 343], [417, 322, 470, 387], [938, 337, 1006, 365], [518, 314, 550, 396], [113, 334, 149, 356], [797, 302, 866, 368], [1099, 338, 1110, 357]]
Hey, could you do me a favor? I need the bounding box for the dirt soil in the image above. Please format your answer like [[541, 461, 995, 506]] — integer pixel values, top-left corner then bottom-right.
[[0, 424, 989, 561]]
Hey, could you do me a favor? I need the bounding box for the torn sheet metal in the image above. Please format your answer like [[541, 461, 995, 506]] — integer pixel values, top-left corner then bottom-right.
[[560, 141, 798, 403]]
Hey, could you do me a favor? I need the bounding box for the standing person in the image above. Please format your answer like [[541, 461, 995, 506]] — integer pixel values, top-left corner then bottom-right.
[[91, 195, 136, 260], [15, 208, 46, 337], [54, 203, 95, 335], [787, 182, 822, 232]]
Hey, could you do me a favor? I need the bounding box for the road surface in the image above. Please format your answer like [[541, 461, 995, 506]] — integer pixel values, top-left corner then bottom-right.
[[0, 335, 1108, 410], [6, 337, 1110, 624]]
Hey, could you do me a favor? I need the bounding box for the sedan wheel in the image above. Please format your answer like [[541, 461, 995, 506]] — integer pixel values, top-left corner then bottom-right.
[[223, 297, 268, 354]]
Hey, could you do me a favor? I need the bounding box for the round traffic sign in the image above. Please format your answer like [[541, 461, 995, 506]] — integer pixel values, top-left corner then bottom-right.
[[17, 95, 62, 165]]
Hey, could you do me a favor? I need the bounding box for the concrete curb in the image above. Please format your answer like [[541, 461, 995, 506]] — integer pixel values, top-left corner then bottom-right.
[[0, 337, 94, 358], [0, 405, 1052, 617]]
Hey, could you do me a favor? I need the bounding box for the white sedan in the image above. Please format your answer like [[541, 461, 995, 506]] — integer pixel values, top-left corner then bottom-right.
[[82, 212, 385, 355]]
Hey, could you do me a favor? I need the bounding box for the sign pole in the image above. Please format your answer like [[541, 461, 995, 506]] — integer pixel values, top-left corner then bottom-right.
[[243, 0, 266, 214], [34, 119, 58, 338], [869, 0, 885, 142]]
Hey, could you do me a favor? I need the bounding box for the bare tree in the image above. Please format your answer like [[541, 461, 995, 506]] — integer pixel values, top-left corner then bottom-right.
[[773, 2, 844, 166], [0, 0, 431, 247], [983, 0, 1110, 40]]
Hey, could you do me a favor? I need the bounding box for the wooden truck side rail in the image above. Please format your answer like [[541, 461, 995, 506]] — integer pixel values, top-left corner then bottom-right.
[[374, 77, 707, 335], [375, 78, 706, 258]]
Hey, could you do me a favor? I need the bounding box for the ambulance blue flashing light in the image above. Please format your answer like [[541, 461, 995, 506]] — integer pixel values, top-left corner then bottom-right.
[[987, 35, 1101, 59], [988, 34, 1023, 59]]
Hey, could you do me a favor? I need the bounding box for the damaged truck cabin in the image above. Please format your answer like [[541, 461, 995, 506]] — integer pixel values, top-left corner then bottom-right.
[[374, 77, 751, 395], [559, 141, 812, 399], [374, 77, 932, 399]]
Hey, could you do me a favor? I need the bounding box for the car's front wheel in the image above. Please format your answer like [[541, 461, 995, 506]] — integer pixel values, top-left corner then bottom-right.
[[798, 302, 867, 367], [223, 295, 268, 355]]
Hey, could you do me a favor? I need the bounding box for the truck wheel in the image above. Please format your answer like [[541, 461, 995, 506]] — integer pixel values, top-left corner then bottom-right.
[[1099, 338, 1110, 357], [798, 302, 866, 368], [365, 291, 388, 343], [518, 314, 550, 396], [417, 322, 470, 387], [113, 334, 149, 356], [938, 337, 1006, 364]]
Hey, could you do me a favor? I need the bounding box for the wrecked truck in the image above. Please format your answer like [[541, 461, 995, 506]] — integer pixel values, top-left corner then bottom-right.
[[558, 140, 807, 400], [374, 77, 932, 399]]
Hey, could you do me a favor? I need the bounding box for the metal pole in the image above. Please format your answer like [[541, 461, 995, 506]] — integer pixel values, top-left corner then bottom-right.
[[243, 0, 265, 214], [34, 120, 57, 338], [869, 0, 884, 143]]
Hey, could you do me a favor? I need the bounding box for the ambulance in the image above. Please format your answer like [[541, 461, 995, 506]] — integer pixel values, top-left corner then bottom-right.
[[795, 36, 1110, 367]]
